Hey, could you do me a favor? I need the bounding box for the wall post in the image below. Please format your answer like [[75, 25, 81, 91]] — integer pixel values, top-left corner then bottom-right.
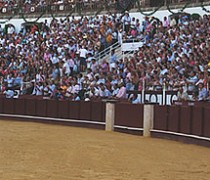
[[105, 102, 115, 131], [143, 104, 154, 137]]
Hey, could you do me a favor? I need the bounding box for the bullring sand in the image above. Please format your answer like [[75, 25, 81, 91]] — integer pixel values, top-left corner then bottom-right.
[[0, 120, 210, 180]]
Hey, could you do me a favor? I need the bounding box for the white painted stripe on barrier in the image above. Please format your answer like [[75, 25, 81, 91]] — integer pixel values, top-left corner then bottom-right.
[[151, 129, 210, 141], [0, 114, 105, 125], [114, 125, 143, 131]]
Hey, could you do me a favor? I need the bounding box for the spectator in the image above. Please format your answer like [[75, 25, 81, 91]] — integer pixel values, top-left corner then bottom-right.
[[110, 49, 117, 70], [79, 45, 88, 72], [130, 94, 141, 104], [177, 86, 189, 101], [197, 82, 208, 101], [163, 16, 169, 28], [122, 11, 131, 34], [116, 82, 126, 99], [98, 83, 111, 98]]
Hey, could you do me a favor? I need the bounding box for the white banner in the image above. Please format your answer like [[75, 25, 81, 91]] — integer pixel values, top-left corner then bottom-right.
[[122, 41, 144, 52]]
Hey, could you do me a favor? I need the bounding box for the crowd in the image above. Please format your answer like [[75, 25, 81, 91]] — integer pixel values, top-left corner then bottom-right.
[[0, 11, 210, 102], [0, 12, 135, 100]]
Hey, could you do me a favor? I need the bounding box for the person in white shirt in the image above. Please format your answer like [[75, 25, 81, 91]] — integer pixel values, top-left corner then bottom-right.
[[35, 70, 45, 82], [62, 60, 71, 76], [118, 29, 123, 45], [68, 58, 75, 75], [163, 16, 169, 28], [86, 82, 99, 99], [170, 17, 177, 27], [187, 71, 198, 91], [82, 75, 90, 90], [71, 81, 80, 94], [116, 82, 126, 99], [51, 53, 59, 65], [32, 82, 43, 96], [48, 81, 56, 97], [98, 83, 111, 98], [122, 11, 131, 33], [35, 82, 44, 96], [4, 90, 14, 98], [130, 94, 141, 104], [90, 58, 98, 73], [110, 49, 117, 70], [79, 45, 88, 72], [65, 82, 73, 98], [112, 83, 119, 97], [7, 25, 15, 35], [43, 82, 49, 97], [6, 74, 14, 88]]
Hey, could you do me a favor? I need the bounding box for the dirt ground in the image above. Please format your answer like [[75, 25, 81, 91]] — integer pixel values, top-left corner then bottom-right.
[[0, 120, 210, 180]]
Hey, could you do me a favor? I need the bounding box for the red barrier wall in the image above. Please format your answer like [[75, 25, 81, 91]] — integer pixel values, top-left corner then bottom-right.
[[25, 98, 37, 116], [57, 100, 69, 119], [68, 101, 80, 119], [203, 107, 210, 138], [167, 106, 180, 132], [191, 106, 203, 136], [115, 103, 143, 128], [153, 103, 210, 147], [0, 97, 3, 113], [154, 105, 168, 130], [179, 106, 191, 134], [4, 98, 15, 114], [36, 100, 47, 117], [90, 101, 105, 122], [79, 101, 91, 120], [14, 99, 25, 115], [46, 100, 58, 118], [0, 98, 106, 130]]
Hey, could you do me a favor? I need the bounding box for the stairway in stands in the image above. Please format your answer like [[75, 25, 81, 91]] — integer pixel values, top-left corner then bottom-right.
[[94, 41, 123, 64]]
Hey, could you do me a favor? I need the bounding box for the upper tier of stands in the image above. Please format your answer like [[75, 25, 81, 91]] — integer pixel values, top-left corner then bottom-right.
[[0, 0, 209, 17]]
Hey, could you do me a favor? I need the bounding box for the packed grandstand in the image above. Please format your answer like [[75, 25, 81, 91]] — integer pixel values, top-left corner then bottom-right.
[[0, 0, 210, 102]]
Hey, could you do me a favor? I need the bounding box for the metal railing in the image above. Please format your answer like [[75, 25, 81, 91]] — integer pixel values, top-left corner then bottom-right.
[[94, 41, 121, 62], [94, 37, 145, 64]]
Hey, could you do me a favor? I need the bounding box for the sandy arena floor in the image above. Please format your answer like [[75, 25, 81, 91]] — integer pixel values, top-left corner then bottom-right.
[[0, 120, 210, 180]]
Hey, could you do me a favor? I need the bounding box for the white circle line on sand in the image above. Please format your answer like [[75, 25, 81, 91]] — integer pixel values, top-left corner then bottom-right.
[[0, 113, 105, 125], [151, 129, 210, 141], [1, 113, 209, 142], [114, 125, 143, 131], [0, 114, 144, 131]]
